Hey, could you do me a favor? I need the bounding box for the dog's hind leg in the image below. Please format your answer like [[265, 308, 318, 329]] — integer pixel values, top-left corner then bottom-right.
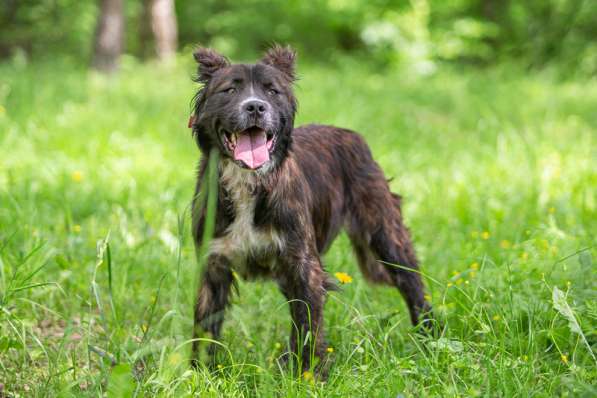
[[349, 192, 433, 330], [191, 254, 234, 368]]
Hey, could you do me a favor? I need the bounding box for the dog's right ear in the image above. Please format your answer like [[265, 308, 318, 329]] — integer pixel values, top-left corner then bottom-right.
[[193, 47, 229, 83]]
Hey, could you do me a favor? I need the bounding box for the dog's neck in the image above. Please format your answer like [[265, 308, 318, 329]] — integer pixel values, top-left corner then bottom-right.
[[218, 158, 280, 196]]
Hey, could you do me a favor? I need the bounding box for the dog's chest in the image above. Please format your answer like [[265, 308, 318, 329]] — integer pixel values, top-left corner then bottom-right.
[[209, 163, 283, 274]]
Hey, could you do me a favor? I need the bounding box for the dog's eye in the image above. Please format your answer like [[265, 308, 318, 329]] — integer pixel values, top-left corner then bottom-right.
[[223, 87, 236, 94], [267, 88, 279, 96]]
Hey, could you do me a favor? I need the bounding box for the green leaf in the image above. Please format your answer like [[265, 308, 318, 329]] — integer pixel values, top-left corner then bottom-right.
[[552, 287, 581, 334], [107, 363, 136, 398]]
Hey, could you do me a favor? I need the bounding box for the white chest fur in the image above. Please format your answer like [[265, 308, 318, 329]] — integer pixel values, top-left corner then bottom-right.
[[208, 161, 283, 271]]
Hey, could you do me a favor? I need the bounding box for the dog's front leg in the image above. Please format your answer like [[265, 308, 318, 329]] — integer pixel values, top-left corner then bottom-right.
[[277, 250, 329, 376], [191, 254, 234, 368]]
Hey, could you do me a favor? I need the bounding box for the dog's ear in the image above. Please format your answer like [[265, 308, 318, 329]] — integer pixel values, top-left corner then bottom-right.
[[260, 45, 296, 81], [193, 47, 229, 83]]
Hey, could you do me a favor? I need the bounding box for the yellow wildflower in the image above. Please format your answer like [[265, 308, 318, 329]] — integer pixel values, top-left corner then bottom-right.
[[71, 171, 83, 182], [470, 262, 479, 271], [500, 240, 511, 249], [492, 315, 501, 321], [424, 294, 432, 302], [481, 231, 490, 240], [302, 370, 314, 382], [561, 354, 568, 364], [326, 347, 334, 353], [335, 272, 353, 284]]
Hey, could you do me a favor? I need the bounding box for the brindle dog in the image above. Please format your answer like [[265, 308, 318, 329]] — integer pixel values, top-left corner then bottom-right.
[[190, 45, 433, 374]]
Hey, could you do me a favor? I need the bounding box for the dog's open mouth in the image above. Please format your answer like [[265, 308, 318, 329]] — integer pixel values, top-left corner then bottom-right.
[[223, 127, 275, 169]]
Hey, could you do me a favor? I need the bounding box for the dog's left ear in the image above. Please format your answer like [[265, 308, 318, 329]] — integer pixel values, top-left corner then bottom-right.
[[260, 45, 296, 81]]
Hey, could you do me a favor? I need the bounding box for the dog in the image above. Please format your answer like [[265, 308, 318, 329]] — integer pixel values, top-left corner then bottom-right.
[[189, 45, 433, 374]]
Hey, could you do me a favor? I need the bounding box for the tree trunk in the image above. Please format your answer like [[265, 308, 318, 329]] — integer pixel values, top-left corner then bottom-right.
[[140, 0, 178, 61], [92, 0, 124, 73]]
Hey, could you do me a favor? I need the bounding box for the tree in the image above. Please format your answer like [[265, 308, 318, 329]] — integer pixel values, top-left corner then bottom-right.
[[140, 0, 178, 61], [92, 0, 124, 73]]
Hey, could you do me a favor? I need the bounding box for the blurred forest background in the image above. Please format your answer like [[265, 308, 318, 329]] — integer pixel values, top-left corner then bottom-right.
[[1, 0, 596, 75]]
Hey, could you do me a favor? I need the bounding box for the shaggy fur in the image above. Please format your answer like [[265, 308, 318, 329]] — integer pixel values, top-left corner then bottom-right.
[[189, 45, 433, 374]]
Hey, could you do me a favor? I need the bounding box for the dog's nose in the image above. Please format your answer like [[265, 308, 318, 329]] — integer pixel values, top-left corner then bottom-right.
[[243, 100, 267, 117]]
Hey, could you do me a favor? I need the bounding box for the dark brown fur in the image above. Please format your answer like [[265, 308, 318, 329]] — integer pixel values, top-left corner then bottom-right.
[[189, 46, 433, 374]]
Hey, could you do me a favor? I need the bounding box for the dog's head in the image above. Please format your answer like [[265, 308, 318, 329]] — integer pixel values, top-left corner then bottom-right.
[[190, 45, 297, 171]]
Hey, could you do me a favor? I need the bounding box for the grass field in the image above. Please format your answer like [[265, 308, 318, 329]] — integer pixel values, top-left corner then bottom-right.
[[0, 56, 595, 397]]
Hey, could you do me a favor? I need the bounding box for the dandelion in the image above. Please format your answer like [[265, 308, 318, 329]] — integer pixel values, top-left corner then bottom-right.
[[302, 370, 314, 383], [481, 231, 490, 240], [492, 315, 501, 321], [500, 240, 511, 249], [326, 347, 334, 353], [335, 272, 353, 284], [73, 224, 81, 233], [470, 262, 479, 271], [561, 354, 568, 364], [71, 171, 83, 182]]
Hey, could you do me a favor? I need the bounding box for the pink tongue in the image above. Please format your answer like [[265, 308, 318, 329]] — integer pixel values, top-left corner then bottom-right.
[[233, 130, 270, 169]]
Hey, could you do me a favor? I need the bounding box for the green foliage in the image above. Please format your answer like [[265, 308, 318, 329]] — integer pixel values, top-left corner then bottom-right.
[[1, 1, 596, 74], [0, 57, 595, 396]]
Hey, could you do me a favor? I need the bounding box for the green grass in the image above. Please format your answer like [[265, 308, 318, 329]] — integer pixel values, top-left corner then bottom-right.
[[0, 56, 595, 397]]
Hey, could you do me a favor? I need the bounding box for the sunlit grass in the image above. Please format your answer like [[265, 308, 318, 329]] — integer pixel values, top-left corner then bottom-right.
[[0, 56, 595, 396]]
